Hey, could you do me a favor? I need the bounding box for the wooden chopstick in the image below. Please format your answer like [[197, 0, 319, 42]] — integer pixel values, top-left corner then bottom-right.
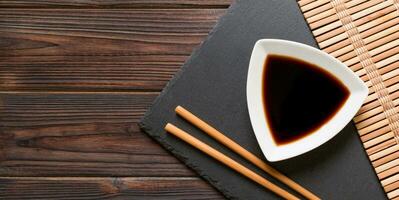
[[165, 123, 300, 200], [175, 106, 320, 200]]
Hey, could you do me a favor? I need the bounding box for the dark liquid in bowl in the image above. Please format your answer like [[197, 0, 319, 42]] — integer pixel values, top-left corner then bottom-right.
[[263, 54, 350, 145]]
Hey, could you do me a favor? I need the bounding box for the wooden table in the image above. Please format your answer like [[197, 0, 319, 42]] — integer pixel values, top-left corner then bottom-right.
[[0, 1, 231, 199]]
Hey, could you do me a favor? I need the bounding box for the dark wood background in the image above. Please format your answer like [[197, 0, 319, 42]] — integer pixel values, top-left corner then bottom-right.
[[0, 1, 232, 199]]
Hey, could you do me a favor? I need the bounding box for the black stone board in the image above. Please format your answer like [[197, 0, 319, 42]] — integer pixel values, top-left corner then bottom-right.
[[140, 0, 386, 199]]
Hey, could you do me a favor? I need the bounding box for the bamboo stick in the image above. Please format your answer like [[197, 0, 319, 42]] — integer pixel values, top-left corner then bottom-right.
[[358, 119, 389, 136], [361, 126, 390, 143], [298, 0, 318, 7], [366, 137, 395, 154], [384, 180, 399, 192], [373, 151, 399, 167], [378, 165, 399, 179], [376, 157, 399, 174], [388, 188, 399, 199], [382, 174, 399, 186], [301, 0, 329, 12], [370, 145, 399, 161], [303, 2, 333, 18]]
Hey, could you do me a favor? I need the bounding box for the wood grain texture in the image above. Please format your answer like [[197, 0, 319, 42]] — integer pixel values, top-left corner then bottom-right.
[[0, 0, 232, 8], [0, 9, 225, 91], [0, 177, 223, 199], [0, 1, 231, 198], [0, 92, 195, 177]]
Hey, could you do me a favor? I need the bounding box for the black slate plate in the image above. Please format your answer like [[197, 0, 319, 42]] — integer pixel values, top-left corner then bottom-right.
[[139, 0, 386, 199]]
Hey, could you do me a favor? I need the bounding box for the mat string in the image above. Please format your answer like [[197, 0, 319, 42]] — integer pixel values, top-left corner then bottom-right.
[[393, 0, 399, 11]]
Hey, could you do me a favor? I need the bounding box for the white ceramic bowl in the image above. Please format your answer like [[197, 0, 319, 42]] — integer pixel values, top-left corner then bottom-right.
[[246, 39, 368, 162]]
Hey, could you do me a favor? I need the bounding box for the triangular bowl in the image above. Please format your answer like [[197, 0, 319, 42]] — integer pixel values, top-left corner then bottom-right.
[[246, 39, 368, 162]]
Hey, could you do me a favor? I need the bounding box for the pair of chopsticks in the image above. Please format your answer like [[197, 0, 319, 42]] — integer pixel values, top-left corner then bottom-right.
[[165, 106, 320, 200]]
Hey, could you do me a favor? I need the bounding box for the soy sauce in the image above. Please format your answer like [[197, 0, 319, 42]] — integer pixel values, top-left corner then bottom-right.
[[263, 54, 350, 145]]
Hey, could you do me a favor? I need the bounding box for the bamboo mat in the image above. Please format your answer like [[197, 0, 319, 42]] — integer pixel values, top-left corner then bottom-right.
[[298, 0, 399, 199]]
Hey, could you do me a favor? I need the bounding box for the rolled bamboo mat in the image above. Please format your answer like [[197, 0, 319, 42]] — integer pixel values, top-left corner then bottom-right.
[[298, 0, 399, 199]]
